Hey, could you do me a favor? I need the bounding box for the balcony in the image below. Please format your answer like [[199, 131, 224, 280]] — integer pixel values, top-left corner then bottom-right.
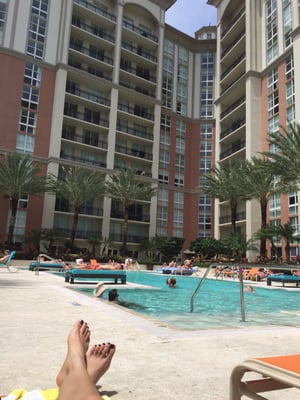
[[64, 108, 109, 128], [68, 58, 112, 81], [69, 41, 113, 66], [110, 211, 150, 222], [118, 103, 154, 121], [55, 203, 103, 217], [66, 86, 110, 108], [62, 130, 108, 150], [121, 41, 157, 63], [122, 20, 158, 43], [71, 17, 115, 44], [60, 153, 106, 168], [109, 232, 148, 243], [221, 8, 245, 39], [219, 211, 246, 224], [73, 0, 116, 23], [54, 227, 102, 240], [117, 123, 153, 141], [220, 118, 246, 140], [220, 139, 246, 160], [120, 63, 156, 84], [115, 143, 153, 161], [220, 96, 245, 120]]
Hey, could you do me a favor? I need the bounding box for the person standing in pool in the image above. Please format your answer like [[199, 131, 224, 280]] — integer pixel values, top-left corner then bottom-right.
[[108, 289, 146, 310], [166, 277, 177, 287]]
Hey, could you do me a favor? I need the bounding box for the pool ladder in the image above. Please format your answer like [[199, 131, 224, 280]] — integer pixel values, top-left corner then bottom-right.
[[190, 264, 213, 312]]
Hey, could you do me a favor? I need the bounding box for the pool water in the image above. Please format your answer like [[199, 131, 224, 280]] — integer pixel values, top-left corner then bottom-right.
[[77, 271, 300, 330]]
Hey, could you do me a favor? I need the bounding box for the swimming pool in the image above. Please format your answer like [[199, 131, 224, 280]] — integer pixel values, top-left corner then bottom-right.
[[76, 271, 300, 330]]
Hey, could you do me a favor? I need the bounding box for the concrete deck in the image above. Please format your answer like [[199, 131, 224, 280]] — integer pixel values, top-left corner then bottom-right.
[[1, 267, 300, 399]]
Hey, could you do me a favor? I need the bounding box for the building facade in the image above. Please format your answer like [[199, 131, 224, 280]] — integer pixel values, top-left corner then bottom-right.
[[208, 0, 300, 259], [0, 0, 216, 256]]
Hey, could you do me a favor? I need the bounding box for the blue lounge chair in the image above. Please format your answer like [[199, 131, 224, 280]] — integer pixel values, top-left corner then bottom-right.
[[0, 250, 16, 271], [267, 274, 300, 287], [65, 268, 127, 284], [29, 254, 65, 271]]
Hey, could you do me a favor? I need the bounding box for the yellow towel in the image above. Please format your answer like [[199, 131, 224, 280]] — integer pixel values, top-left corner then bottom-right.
[[2, 388, 110, 400]]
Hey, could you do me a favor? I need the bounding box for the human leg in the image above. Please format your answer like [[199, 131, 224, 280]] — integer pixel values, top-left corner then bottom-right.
[[86, 342, 116, 384], [56, 320, 90, 387], [57, 320, 101, 400]]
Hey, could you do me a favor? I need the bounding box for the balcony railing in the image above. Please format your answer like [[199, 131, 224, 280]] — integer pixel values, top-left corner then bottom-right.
[[119, 79, 155, 98], [221, 7, 245, 38], [62, 131, 108, 150], [221, 31, 245, 59], [220, 118, 246, 140], [121, 41, 157, 63], [220, 139, 246, 160], [122, 20, 158, 43], [220, 96, 245, 119], [54, 227, 102, 239], [64, 109, 109, 128], [111, 211, 150, 222], [74, 0, 116, 23], [221, 53, 245, 80], [55, 203, 103, 217], [219, 211, 246, 224], [109, 232, 148, 243], [72, 18, 115, 43], [115, 143, 152, 160], [68, 58, 113, 81], [66, 86, 111, 107], [60, 153, 106, 168], [69, 42, 113, 65], [120, 63, 156, 83], [118, 103, 154, 120], [117, 123, 153, 141]]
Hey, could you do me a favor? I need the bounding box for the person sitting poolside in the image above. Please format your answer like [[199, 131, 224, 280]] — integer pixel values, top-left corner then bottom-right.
[[0, 249, 10, 262], [3, 320, 116, 400]]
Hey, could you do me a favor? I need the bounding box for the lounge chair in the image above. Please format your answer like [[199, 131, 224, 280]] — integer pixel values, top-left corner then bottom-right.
[[230, 353, 300, 399], [267, 274, 300, 287], [29, 254, 65, 271], [0, 250, 16, 271], [65, 268, 127, 284]]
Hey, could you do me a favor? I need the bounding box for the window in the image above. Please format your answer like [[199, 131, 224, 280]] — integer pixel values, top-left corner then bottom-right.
[[283, 0, 292, 48], [266, 0, 278, 63], [269, 193, 281, 218], [0, 0, 7, 44], [27, 0, 48, 59], [288, 192, 298, 214]]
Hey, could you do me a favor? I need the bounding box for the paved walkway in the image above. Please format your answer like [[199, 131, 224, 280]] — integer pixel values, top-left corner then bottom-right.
[[1, 267, 300, 399]]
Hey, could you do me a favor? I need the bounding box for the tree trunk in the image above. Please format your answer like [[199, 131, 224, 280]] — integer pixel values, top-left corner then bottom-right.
[[120, 204, 129, 255], [260, 200, 268, 258], [7, 197, 18, 247], [230, 201, 237, 233], [70, 206, 79, 250]]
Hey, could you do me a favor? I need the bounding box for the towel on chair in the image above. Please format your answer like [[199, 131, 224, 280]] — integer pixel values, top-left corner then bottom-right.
[[2, 388, 110, 400]]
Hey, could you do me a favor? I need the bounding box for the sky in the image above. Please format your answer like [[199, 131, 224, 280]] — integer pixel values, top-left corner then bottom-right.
[[165, 0, 217, 37]]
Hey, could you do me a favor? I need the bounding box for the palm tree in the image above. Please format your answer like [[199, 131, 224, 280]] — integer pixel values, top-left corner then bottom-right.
[[255, 225, 279, 260], [87, 234, 102, 257], [263, 123, 300, 188], [202, 159, 250, 233], [0, 152, 49, 246], [105, 168, 157, 255], [275, 221, 300, 261], [243, 157, 280, 258], [53, 167, 105, 250]]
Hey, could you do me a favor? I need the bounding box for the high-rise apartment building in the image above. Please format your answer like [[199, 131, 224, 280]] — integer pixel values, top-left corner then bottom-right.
[[208, 0, 300, 258], [0, 0, 216, 256]]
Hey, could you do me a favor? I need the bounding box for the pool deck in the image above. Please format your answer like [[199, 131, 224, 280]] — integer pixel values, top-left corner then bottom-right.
[[1, 267, 300, 400]]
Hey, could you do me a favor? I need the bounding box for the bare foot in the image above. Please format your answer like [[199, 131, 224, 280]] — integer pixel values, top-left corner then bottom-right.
[[86, 342, 116, 384], [56, 320, 90, 387]]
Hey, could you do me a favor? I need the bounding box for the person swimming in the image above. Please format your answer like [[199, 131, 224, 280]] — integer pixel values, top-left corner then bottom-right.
[[166, 277, 177, 287]]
